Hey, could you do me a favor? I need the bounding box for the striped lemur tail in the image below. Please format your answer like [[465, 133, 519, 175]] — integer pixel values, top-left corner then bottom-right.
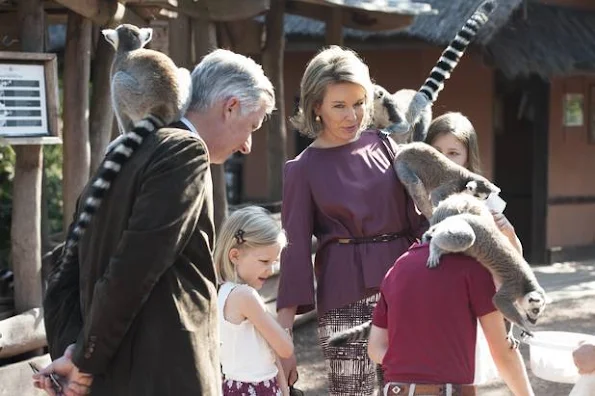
[[381, 0, 495, 142], [58, 114, 165, 267], [418, 0, 495, 102], [329, 1, 496, 347], [327, 320, 372, 347]]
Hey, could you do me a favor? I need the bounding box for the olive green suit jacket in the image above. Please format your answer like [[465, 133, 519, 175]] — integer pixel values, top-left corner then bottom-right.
[[44, 124, 221, 395]]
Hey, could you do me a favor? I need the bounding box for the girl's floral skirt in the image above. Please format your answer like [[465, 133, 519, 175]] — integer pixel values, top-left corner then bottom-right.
[[223, 376, 282, 396]]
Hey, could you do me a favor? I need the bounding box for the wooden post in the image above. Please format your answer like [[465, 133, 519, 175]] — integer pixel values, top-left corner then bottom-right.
[[193, 18, 228, 231], [62, 11, 92, 231], [262, 0, 287, 201], [169, 14, 192, 69], [89, 30, 115, 174], [11, 0, 44, 313], [325, 7, 343, 46]]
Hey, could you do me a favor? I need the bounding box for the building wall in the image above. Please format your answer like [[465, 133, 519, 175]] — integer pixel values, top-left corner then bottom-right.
[[242, 46, 495, 200], [547, 76, 595, 248]]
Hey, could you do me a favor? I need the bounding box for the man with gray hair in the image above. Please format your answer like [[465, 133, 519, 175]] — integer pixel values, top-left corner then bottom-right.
[[35, 49, 274, 396]]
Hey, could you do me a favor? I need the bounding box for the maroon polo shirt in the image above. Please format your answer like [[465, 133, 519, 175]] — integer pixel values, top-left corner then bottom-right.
[[372, 243, 497, 384]]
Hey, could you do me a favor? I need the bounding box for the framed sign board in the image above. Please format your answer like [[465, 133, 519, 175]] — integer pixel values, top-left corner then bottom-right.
[[0, 51, 61, 145]]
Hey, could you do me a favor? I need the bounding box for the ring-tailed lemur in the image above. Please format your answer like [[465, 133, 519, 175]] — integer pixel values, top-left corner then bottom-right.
[[422, 193, 548, 341], [371, 0, 495, 144], [394, 142, 500, 220], [103, 24, 192, 134], [56, 24, 192, 273], [328, 195, 548, 349], [328, 0, 497, 348]]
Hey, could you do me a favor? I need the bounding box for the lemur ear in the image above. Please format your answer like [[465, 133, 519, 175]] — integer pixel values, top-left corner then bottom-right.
[[139, 28, 153, 47], [466, 181, 477, 192], [102, 29, 118, 49]]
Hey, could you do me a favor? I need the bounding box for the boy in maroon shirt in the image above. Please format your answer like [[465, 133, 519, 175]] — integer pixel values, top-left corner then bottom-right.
[[369, 243, 534, 396]]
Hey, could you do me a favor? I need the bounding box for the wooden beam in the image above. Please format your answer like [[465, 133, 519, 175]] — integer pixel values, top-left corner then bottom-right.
[[0, 13, 21, 52], [51, 0, 147, 27], [12, 0, 44, 314], [89, 28, 115, 175], [262, 0, 287, 201], [0, 308, 47, 359], [325, 6, 342, 45], [125, 0, 178, 10], [62, 10, 92, 232], [178, 0, 269, 22], [168, 13, 192, 68], [217, 19, 262, 55], [286, 1, 414, 32]]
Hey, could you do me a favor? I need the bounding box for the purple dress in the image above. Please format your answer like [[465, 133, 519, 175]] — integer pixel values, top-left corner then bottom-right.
[[277, 130, 428, 316]]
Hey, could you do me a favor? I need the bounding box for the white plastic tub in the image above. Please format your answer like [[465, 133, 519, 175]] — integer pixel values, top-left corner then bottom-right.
[[523, 331, 595, 384]]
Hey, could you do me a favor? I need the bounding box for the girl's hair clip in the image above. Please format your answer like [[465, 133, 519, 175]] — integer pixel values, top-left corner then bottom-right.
[[234, 229, 246, 245]]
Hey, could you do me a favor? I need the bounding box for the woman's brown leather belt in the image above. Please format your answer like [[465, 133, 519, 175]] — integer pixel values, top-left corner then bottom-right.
[[384, 383, 476, 396], [336, 231, 410, 245]]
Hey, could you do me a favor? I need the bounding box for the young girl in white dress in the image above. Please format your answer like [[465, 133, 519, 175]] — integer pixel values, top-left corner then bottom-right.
[[215, 206, 294, 396]]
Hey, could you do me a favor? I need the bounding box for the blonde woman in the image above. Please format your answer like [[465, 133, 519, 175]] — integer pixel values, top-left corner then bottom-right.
[[276, 46, 427, 395]]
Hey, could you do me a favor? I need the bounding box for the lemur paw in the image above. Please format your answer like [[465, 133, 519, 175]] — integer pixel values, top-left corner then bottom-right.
[[506, 334, 520, 349], [426, 254, 440, 269], [520, 329, 534, 338]]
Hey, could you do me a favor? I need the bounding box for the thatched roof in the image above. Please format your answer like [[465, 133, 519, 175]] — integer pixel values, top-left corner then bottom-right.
[[285, 0, 523, 43], [403, 0, 522, 45], [486, 3, 595, 78], [285, 1, 595, 78]]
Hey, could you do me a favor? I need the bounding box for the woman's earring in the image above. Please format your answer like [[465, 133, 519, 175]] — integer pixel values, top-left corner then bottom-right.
[[315, 115, 321, 123]]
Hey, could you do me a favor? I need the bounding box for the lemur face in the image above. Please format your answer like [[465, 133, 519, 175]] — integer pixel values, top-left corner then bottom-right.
[[102, 24, 153, 51], [371, 85, 395, 129], [465, 180, 500, 200], [520, 290, 548, 324]]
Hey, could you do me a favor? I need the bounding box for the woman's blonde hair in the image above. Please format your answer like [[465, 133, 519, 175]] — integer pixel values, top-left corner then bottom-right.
[[426, 112, 482, 174], [214, 206, 287, 284], [290, 45, 374, 138]]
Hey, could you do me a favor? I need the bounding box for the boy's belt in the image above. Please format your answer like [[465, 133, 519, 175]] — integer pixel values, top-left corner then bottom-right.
[[384, 382, 477, 396]]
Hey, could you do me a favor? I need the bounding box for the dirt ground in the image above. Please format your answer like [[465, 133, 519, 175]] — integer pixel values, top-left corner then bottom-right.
[[289, 261, 595, 396]]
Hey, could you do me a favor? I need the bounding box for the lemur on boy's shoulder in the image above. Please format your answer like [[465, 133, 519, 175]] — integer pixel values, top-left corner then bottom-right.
[[422, 193, 548, 347]]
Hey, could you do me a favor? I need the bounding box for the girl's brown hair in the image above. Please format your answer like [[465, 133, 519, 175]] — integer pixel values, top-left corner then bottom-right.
[[426, 112, 482, 174]]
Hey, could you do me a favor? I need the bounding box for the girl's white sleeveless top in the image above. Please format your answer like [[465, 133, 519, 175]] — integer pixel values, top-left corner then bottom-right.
[[218, 282, 278, 382]]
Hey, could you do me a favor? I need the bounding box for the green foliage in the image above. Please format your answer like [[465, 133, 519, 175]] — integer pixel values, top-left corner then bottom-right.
[[45, 144, 64, 235], [0, 145, 64, 270]]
